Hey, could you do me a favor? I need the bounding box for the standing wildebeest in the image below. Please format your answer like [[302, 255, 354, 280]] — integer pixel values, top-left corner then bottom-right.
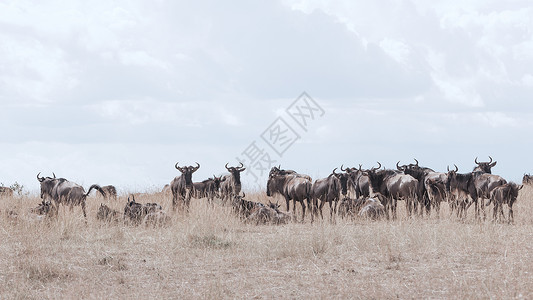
[[266, 167, 313, 222], [471, 157, 506, 219], [486, 182, 522, 223], [341, 165, 371, 200], [170, 162, 200, 211], [446, 165, 476, 219], [397, 159, 448, 217], [220, 163, 246, 204], [311, 168, 349, 221], [193, 175, 223, 204], [364, 162, 419, 219], [0, 186, 13, 198], [37, 172, 105, 218], [101, 185, 117, 200]]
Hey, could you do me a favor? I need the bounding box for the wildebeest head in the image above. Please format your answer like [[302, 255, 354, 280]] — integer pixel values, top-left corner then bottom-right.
[[332, 167, 349, 196], [225, 162, 246, 184], [212, 175, 224, 190], [523, 174, 532, 185], [473, 156, 497, 173], [269, 165, 297, 178], [175, 162, 200, 189], [36, 172, 57, 199]]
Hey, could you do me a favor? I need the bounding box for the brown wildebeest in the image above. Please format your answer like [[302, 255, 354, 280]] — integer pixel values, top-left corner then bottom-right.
[[143, 210, 171, 227], [0, 186, 13, 198], [97, 203, 120, 223], [193, 175, 223, 204], [311, 168, 349, 221], [358, 198, 385, 220], [266, 167, 313, 222], [231, 192, 265, 218], [220, 163, 246, 204], [486, 182, 522, 223], [37, 172, 106, 218], [341, 165, 371, 200], [364, 162, 419, 219], [473, 156, 497, 174], [30, 200, 57, 218], [170, 162, 200, 211]]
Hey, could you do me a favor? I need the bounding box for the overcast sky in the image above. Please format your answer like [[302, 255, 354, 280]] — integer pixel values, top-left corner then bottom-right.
[[1, 0, 532, 193]]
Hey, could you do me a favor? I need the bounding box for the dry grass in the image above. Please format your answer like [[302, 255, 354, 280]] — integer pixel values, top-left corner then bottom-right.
[[1, 187, 533, 299]]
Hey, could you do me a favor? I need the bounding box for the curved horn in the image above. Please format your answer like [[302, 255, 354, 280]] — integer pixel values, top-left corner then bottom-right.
[[193, 162, 200, 171], [225, 163, 231, 170], [242, 192, 245, 198], [376, 161, 382, 169], [175, 162, 180, 170], [238, 162, 244, 168], [454, 164, 458, 172], [52, 172, 56, 178], [358, 164, 362, 171], [488, 156, 493, 164], [37, 172, 44, 182], [396, 161, 402, 170], [447, 165, 450, 172], [414, 158, 419, 166], [340, 164, 347, 172], [475, 157, 479, 164], [332, 167, 338, 175]]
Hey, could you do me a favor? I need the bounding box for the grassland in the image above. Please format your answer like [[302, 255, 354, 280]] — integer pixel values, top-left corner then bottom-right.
[[1, 187, 533, 299]]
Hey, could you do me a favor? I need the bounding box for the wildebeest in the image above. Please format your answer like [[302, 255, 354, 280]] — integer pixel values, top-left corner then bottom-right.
[[337, 197, 366, 219], [123, 195, 163, 225], [246, 201, 291, 225], [101, 185, 118, 200], [193, 175, 223, 204], [170, 162, 200, 211], [522, 174, 533, 185], [311, 168, 349, 221], [446, 165, 476, 219], [231, 192, 265, 218], [471, 157, 506, 219], [37, 172, 106, 218], [364, 162, 419, 219], [143, 210, 171, 227], [266, 167, 313, 222], [220, 163, 246, 204], [341, 165, 371, 200], [358, 198, 386, 220], [486, 182, 522, 223], [30, 199, 56, 217], [96, 203, 120, 223]]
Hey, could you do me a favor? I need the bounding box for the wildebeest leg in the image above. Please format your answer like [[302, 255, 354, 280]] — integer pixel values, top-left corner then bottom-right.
[[81, 201, 87, 218], [318, 199, 325, 220], [307, 197, 314, 223], [300, 200, 306, 223], [508, 204, 514, 224]]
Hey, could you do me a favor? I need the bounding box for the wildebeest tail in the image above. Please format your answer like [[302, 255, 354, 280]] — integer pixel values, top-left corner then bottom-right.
[[86, 184, 106, 198]]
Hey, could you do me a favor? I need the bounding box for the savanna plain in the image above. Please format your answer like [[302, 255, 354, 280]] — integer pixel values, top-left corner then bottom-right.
[[1, 186, 533, 299]]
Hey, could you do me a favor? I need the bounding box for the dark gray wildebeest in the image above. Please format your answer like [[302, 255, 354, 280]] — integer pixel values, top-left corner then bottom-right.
[[364, 162, 419, 219], [220, 163, 246, 204], [123, 195, 163, 225], [193, 175, 223, 204], [486, 182, 522, 223], [311, 168, 349, 221], [96, 203, 120, 223], [341, 165, 371, 200], [397, 159, 448, 217], [37, 172, 105, 218], [266, 167, 313, 222], [231, 192, 265, 218], [0, 186, 13, 198], [522, 174, 533, 185], [473, 156, 497, 173], [446, 165, 476, 219], [170, 162, 200, 211]]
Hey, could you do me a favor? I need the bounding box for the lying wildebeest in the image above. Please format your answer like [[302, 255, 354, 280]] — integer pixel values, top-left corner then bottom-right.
[[170, 162, 200, 211], [312, 168, 349, 221], [358, 198, 386, 220], [246, 201, 291, 225], [96, 203, 120, 223], [0, 186, 13, 198], [486, 182, 522, 223], [220, 163, 246, 204], [37, 172, 106, 218], [338, 197, 366, 219], [231, 192, 265, 218], [123, 195, 163, 225], [267, 167, 313, 222], [30, 200, 57, 217], [143, 210, 171, 227], [193, 175, 223, 204]]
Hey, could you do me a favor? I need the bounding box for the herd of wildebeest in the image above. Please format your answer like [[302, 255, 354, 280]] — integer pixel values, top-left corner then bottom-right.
[[1, 157, 530, 225]]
